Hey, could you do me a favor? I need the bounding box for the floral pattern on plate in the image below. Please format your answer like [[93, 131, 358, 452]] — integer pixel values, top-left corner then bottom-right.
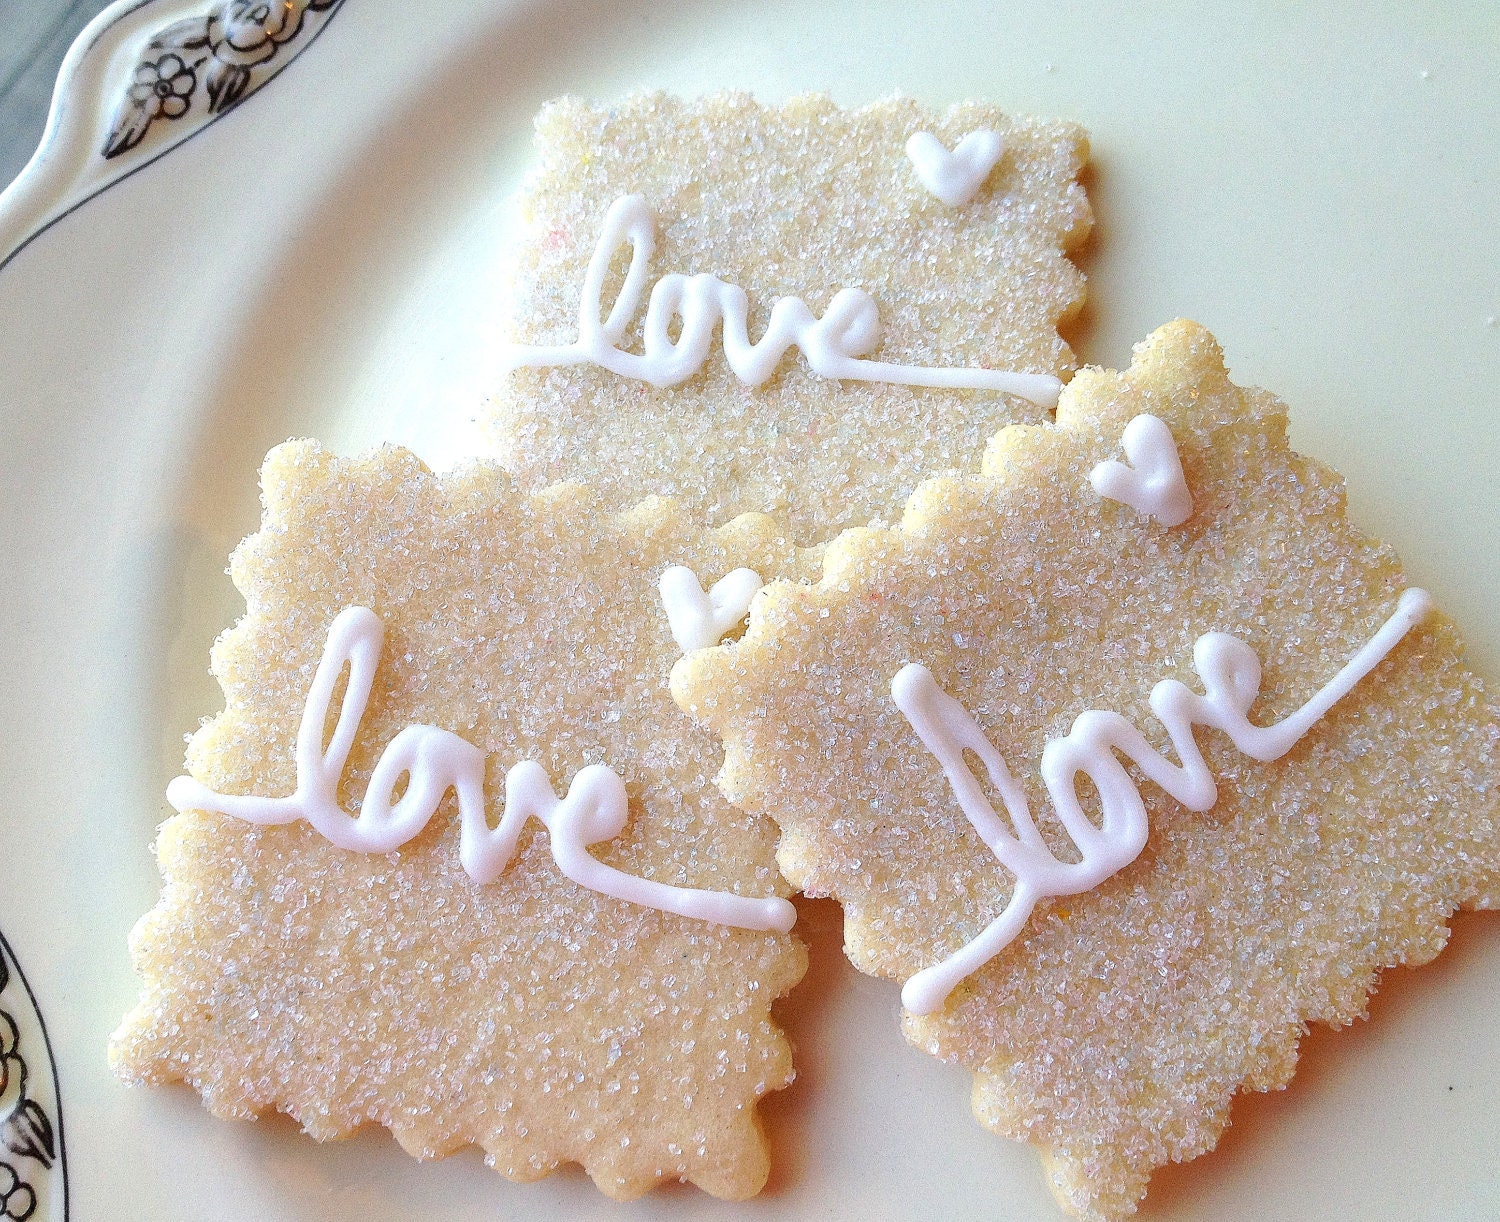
[[105, 0, 344, 158], [0, 934, 66, 1221]]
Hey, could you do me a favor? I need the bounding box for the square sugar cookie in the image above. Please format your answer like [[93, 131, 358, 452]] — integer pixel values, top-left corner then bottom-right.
[[673, 321, 1500, 1217], [488, 92, 1091, 543], [110, 442, 818, 1200]]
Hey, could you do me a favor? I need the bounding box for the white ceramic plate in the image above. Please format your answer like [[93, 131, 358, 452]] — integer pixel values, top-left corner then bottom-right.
[[1, 1, 1497, 1218]]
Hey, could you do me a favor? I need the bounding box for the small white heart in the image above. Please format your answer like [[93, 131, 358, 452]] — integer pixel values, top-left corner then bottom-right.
[[905, 129, 1004, 207], [658, 565, 764, 654], [1089, 414, 1194, 527]]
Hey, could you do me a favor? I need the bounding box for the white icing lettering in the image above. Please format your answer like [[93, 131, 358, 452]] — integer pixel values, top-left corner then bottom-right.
[[659, 565, 763, 654], [1089, 413, 1193, 526], [167, 606, 796, 934], [891, 588, 1432, 1014], [502, 194, 1061, 408], [905, 129, 1004, 206]]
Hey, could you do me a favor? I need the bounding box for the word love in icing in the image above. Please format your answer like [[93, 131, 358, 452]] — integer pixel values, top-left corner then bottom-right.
[[1089, 413, 1193, 526], [891, 588, 1433, 1015], [659, 565, 763, 654], [502, 193, 1061, 408], [166, 607, 796, 934], [904, 129, 1004, 207]]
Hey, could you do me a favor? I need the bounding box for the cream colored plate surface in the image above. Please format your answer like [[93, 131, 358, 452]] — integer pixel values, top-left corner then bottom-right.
[[0, 1, 1496, 1217]]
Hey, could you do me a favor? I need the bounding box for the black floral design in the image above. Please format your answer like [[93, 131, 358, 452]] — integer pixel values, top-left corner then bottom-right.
[[0, 1164, 35, 1222], [127, 53, 199, 122], [104, 0, 343, 159], [0, 937, 63, 1219], [0, 1013, 20, 1124], [0, 1093, 52, 1172]]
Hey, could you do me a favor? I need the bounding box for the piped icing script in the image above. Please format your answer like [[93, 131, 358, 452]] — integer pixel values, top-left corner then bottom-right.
[[167, 607, 796, 934], [892, 586, 1433, 1014], [502, 193, 1062, 407]]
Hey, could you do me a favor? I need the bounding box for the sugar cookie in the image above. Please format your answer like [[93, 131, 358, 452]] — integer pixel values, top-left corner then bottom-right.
[[489, 92, 1091, 542], [111, 442, 816, 1200], [673, 320, 1500, 1218]]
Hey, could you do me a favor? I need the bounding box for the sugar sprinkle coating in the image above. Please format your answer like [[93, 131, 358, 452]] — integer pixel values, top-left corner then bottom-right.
[[488, 92, 1091, 543], [673, 321, 1500, 1218], [110, 444, 816, 1200]]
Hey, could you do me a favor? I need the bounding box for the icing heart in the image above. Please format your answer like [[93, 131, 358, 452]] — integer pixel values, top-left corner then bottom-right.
[[904, 129, 1004, 206], [1088, 413, 1194, 526], [658, 565, 764, 653]]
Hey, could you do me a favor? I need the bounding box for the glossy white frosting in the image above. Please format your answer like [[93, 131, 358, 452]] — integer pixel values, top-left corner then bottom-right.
[[904, 129, 1004, 206], [891, 588, 1432, 1014], [1089, 413, 1193, 526], [659, 565, 763, 654], [167, 607, 796, 934], [502, 194, 1061, 408]]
